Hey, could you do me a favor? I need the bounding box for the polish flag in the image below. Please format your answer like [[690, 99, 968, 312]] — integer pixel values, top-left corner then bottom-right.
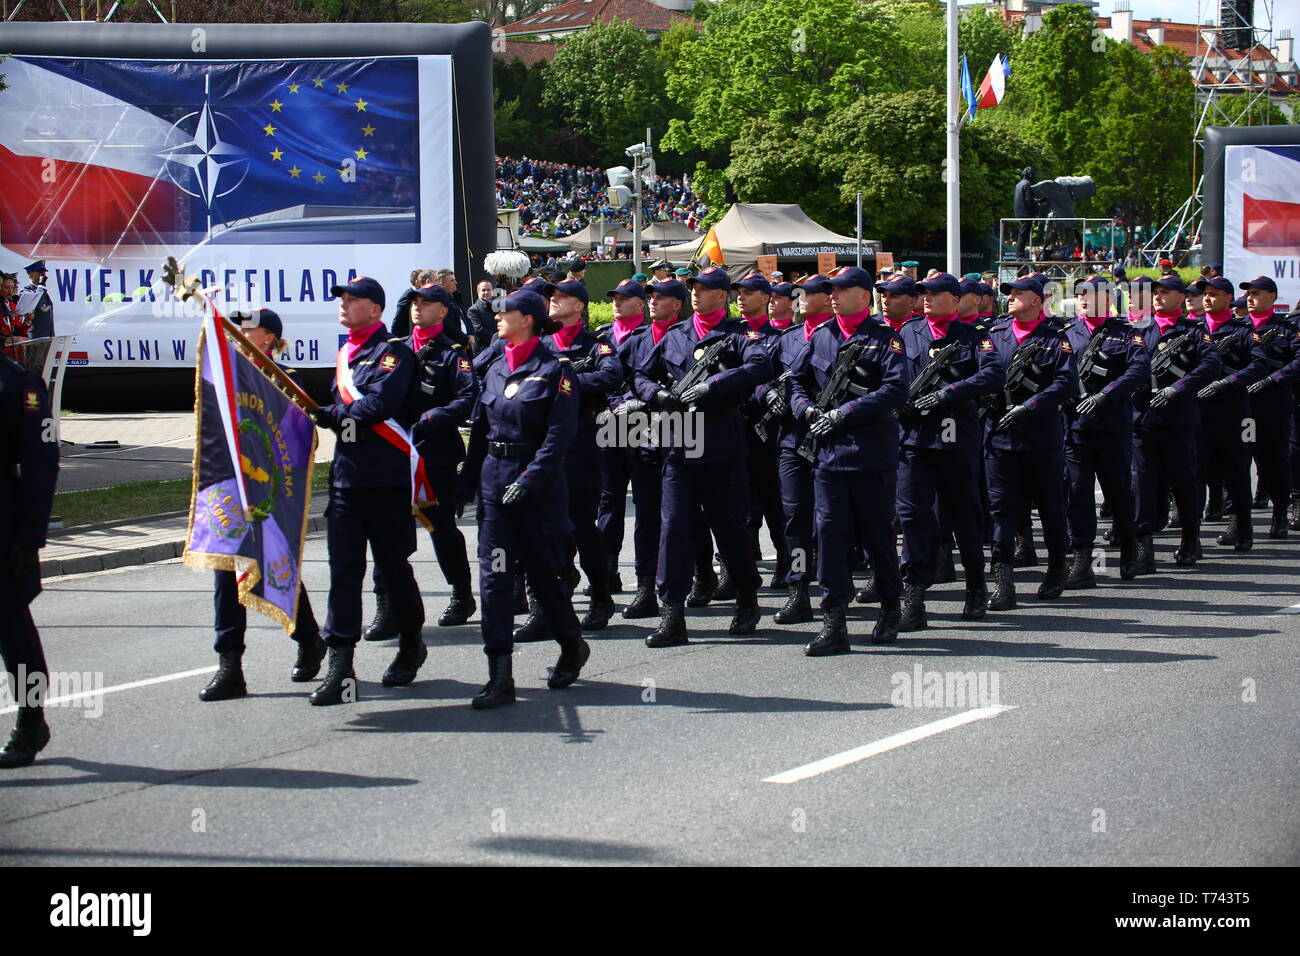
[[1238, 147, 1300, 252], [976, 54, 1010, 110]]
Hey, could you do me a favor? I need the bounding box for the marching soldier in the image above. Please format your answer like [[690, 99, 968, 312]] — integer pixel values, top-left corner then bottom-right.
[[632, 265, 773, 646], [1131, 274, 1222, 571], [768, 282, 796, 330], [1239, 276, 1300, 538], [789, 266, 909, 654], [984, 275, 1078, 608], [1194, 276, 1262, 551], [0, 351, 59, 767], [734, 273, 788, 589], [458, 289, 588, 708], [1063, 277, 1149, 586], [305, 277, 427, 705], [895, 272, 1004, 627], [769, 275, 838, 626], [200, 309, 328, 702]]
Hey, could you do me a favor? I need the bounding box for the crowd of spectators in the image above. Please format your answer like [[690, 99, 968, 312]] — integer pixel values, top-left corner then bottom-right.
[[495, 155, 707, 239]]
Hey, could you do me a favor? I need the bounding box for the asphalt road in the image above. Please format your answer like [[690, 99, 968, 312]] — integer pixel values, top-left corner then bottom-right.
[[2, 513, 1297, 867]]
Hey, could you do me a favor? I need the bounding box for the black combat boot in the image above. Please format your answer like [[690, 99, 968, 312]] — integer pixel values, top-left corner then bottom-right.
[[1290, 494, 1300, 531], [605, 555, 623, 595], [933, 549, 956, 585], [547, 638, 591, 690], [581, 575, 615, 631], [1064, 548, 1096, 590], [989, 563, 1016, 610], [774, 583, 814, 625], [381, 628, 428, 687], [562, 561, 581, 594], [623, 575, 659, 619], [472, 653, 515, 709], [899, 583, 927, 632], [0, 707, 50, 769], [729, 590, 761, 635], [961, 567, 988, 620], [1013, 531, 1039, 568], [1173, 529, 1202, 566], [686, 567, 717, 607], [291, 631, 326, 683], [1169, 492, 1183, 529], [513, 596, 553, 643], [1134, 534, 1157, 575], [438, 581, 476, 627], [309, 645, 357, 706], [363, 592, 398, 642], [1235, 514, 1254, 551], [646, 601, 688, 648], [855, 571, 878, 604], [872, 596, 902, 644], [1268, 504, 1289, 539], [1217, 515, 1240, 547], [1037, 550, 1067, 599], [805, 606, 850, 656], [199, 650, 247, 702], [1119, 535, 1139, 580], [1102, 524, 1118, 546], [1098, 498, 1112, 519], [713, 563, 737, 601]]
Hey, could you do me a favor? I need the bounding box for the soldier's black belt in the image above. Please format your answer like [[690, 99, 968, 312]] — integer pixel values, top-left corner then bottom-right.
[[488, 441, 538, 459]]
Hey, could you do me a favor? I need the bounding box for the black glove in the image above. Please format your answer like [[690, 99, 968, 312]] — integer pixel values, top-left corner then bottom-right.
[[680, 381, 710, 406], [1197, 379, 1230, 400], [762, 388, 787, 416], [803, 405, 823, 425], [454, 484, 475, 519], [1247, 376, 1275, 396], [501, 483, 528, 506], [307, 407, 335, 429], [808, 407, 844, 438], [653, 389, 684, 412], [1075, 392, 1107, 416], [9, 543, 38, 581], [614, 398, 647, 416], [1149, 386, 1178, 409], [998, 405, 1029, 430], [912, 389, 947, 413]]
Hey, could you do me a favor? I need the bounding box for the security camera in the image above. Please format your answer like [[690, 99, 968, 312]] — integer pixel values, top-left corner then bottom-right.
[[625, 143, 647, 157]]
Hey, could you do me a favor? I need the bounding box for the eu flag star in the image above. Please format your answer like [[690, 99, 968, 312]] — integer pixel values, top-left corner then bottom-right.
[[354, 98, 368, 112], [354, 147, 369, 160], [270, 99, 284, 112], [312, 171, 326, 184], [313, 78, 325, 88], [287, 82, 301, 94], [361, 124, 375, 137], [288, 165, 301, 178], [263, 123, 277, 136], [336, 82, 350, 93], [270, 147, 284, 161]]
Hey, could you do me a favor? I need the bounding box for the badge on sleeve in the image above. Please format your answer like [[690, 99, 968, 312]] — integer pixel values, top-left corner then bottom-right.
[[1132, 333, 1144, 346], [598, 343, 613, 355], [1059, 339, 1072, 353], [1251, 332, 1262, 342], [558, 375, 573, 396], [459, 358, 472, 373], [979, 338, 994, 351], [889, 338, 903, 353], [23, 388, 41, 412], [1203, 333, 1213, 345], [380, 353, 398, 372], [745, 329, 761, 340]]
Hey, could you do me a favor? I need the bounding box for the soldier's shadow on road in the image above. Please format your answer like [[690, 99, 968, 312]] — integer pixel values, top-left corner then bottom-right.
[[0, 757, 418, 790], [343, 676, 892, 739], [880, 629, 1219, 663], [465, 835, 684, 865]]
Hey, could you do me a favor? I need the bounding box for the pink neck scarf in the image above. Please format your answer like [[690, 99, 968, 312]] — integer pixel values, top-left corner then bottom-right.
[[612, 314, 644, 344], [1154, 310, 1182, 334], [551, 320, 583, 351], [411, 322, 442, 352], [692, 308, 727, 340], [1011, 316, 1042, 344], [505, 336, 539, 372], [346, 321, 383, 362], [1205, 309, 1233, 334], [927, 312, 957, 340], [804, 312, 833, 342], [836, 308, 872, 340]]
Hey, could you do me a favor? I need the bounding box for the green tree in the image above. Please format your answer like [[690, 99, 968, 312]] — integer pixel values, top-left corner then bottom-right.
[[541, 18, 672, 166]]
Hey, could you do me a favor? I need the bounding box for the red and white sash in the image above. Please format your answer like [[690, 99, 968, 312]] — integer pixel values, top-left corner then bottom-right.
[[335, 347, 437, 511]]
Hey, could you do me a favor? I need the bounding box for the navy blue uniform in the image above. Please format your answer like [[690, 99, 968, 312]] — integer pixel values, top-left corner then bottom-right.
[[1065, 317, 1149, 549], [1196, 315, 1265, 525], [0, 355, 57, 710], [897, 318, 1004, 585], [740, 319, 788, 580], [788, 318, 909, 609], [774, 320, 825, 587], [632, 317, 773, 603], [461, 340, 581, 655], [984, 321, 1078, 565], [314, 326, 425, 647], [1243, 314, 1300, 511], [543, 325, 624, 593], [1132, 317, 1222, 537], [594, 322, 662, 579]]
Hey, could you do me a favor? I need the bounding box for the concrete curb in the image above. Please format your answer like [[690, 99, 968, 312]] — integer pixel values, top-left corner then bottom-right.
[[41, 514, 328, 579]]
